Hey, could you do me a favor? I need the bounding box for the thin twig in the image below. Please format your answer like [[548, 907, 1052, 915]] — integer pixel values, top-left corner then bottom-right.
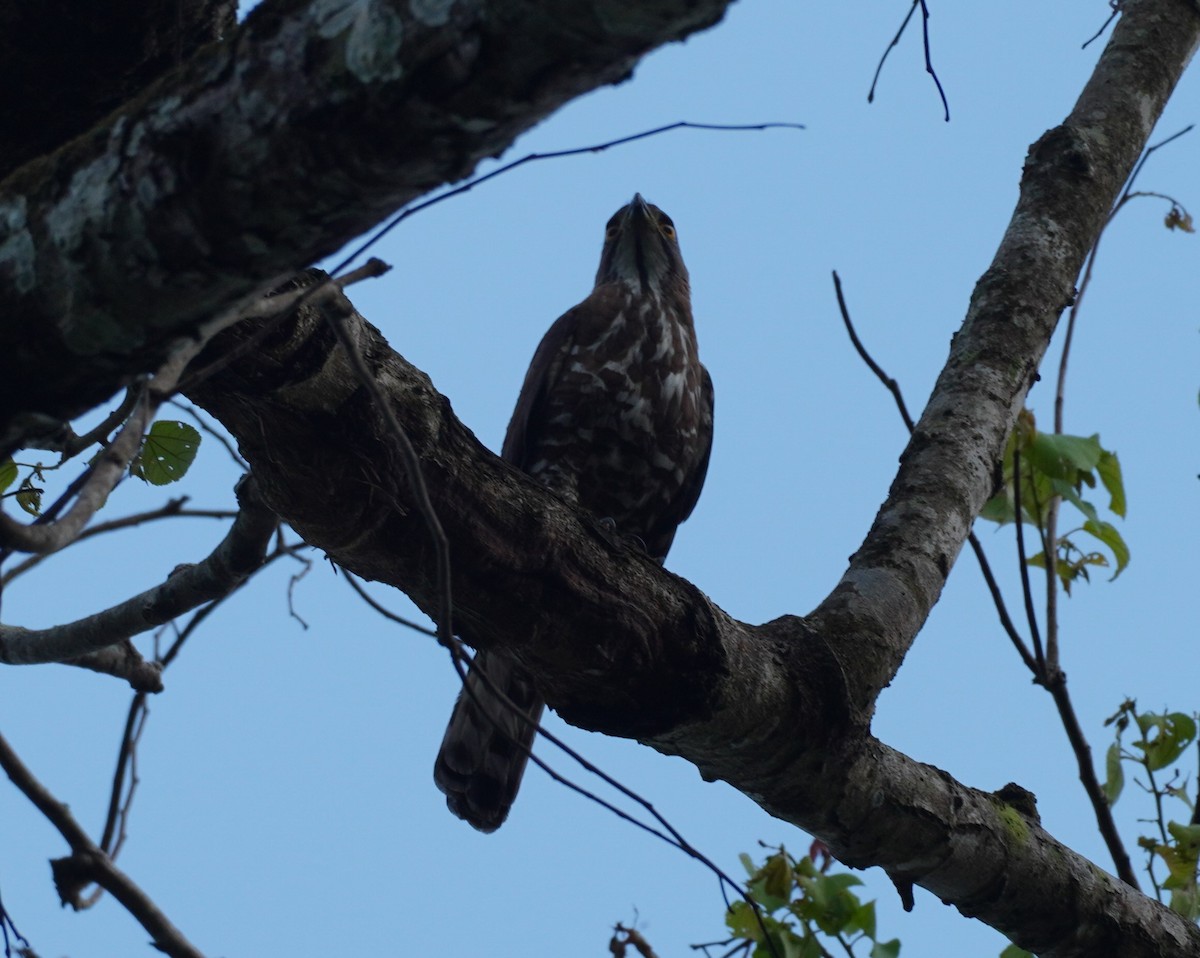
[[918, 0, 950, 122], [0, 883, 30, 958], [964, 534, 1038, 673], [1, 501, 236, 587], [832, 272, 915, 430], [1044, 677, 1139, 887], [1082, 0, 1122, 50], [313, 289, 455, 652], [343, 571, 437, 637], [868, 1, 918, 105], [1010, 449, 1047, 675], [323, 122, 804, 280], [59, 389, 139, 458], [866, 0, 949, 121], [166, 399, 248, 469], [86, 535, 309, 909]]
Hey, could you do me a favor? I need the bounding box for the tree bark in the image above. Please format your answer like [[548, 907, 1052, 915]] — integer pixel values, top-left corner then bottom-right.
[[0, 0, 732, 443], [4, 0, 1200, 955]]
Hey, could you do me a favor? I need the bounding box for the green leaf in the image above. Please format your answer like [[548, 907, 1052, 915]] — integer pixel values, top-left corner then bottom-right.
[[726, 901, 761, 940], [999, 946, 1034, 958], [1169, 884, 1200, 921], [1082, 519, 1130, 579], [848, 900, 877, 939], [1103, 741, 1124, 805], [1026, 431, 1101, 480], [0, 457, 16, 493], [759, 852, 794, 907], [870, 938, 901, 958], [131, 420, 201, 485], [979, 491, 1016, 525], [1135, 712, 1197, 771], [16, 475, 41, 516], [1096, 449, 1126, 517], [1049, 479, 1100, 525]]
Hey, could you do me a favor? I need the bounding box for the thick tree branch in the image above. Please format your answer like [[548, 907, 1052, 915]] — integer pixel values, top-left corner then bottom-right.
[[0, 0, 733, 436], [176, 2, 1200, 955]]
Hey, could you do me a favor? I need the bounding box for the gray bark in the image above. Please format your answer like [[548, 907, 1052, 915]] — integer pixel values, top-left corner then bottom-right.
[[2, 0, 1199, 955]]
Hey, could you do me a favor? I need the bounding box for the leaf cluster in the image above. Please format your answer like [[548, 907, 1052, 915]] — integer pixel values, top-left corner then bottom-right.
[[721, 845, 899, 958], [1104, 699, 1200, 918], [980, 409, 1128, 592], [1, 419, 201, 517]]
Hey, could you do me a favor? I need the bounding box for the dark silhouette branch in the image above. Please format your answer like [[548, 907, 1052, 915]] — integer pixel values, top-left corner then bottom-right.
[[867, 0, 949, 120], [0, 730, 206, 958]]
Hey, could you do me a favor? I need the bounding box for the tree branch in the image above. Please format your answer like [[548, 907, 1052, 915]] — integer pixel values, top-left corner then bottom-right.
[[0, 476, 276, 671], [0, 730, 206, 958], [0, 0, 735, 435], [3, 0, 1197, 954], [177, 2, 1200, 954]]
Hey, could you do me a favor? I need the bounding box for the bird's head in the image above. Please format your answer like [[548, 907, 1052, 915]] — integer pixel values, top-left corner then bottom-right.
[[594, 194, 689, 296]]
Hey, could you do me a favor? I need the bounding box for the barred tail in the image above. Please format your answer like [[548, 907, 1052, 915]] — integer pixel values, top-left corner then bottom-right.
[[433, 651, 544, 832]]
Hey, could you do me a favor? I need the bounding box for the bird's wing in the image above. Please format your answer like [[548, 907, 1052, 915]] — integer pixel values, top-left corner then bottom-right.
[[500, 305, 579, 468], [669, 362, 715, 527]]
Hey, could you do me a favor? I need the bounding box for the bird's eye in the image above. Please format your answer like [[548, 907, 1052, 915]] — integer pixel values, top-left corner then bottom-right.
[[660, 222, 676, 239], [605, 224, 619, 240]]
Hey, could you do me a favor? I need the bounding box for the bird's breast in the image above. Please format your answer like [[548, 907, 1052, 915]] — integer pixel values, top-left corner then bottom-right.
[[526, 295, 706, 534]]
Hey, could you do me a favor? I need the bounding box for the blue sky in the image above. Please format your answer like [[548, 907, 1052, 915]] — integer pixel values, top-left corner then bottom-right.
[[2, 2, 1197, 956]]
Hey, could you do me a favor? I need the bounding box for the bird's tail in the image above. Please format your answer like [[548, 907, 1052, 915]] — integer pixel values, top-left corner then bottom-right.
[[433, 651, 544, 832]]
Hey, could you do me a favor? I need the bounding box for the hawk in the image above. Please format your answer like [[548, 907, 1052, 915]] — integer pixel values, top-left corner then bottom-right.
[[433, 194, 714, 831]]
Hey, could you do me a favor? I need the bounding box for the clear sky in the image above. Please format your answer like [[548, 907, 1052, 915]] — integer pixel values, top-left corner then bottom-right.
[[2, 2, 1197, 956]]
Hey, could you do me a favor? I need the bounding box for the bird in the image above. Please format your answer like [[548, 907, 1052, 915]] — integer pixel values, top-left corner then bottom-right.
[[433, 194, 714, 832]]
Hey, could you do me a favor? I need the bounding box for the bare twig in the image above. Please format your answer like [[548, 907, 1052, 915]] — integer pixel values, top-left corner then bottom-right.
[[324, 122, 804, 280], [57, 389, 139, 458], [832, 272, 915, 430], [0, 883, 30, 958], [1, 501, 237, 587], [84, 534, 309, 909], [284, 547, 313, 629], [0, 731, 206, 958], [964, 534, 1039, 673], [867, 0, 949, 121], [313, 289, 455, 651], [868, 1, 918, 105], [343, 571, 437, 637], [1010, 449, 1047, 675], [1083, 1, 1123, 50], [166, 399, 248, 470]]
